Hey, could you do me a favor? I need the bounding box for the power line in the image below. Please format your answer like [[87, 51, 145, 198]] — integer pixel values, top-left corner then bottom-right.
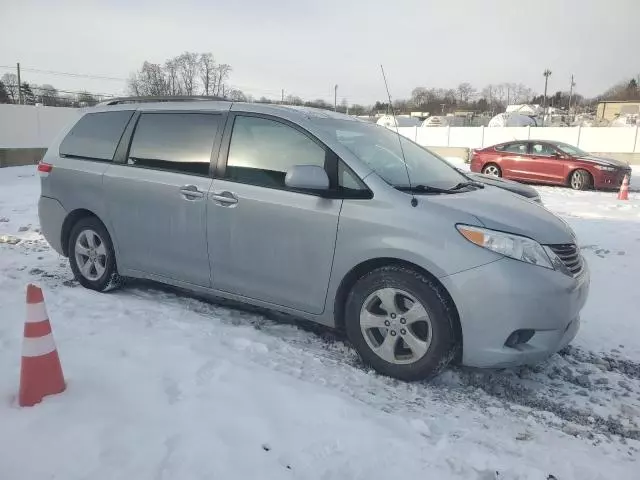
[[0, 65, 127, 82]]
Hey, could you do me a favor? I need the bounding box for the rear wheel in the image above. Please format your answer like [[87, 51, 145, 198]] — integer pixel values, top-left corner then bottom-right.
[[569, 169, 592, 191], [345, 265, 456, 381], [68, 217, 122, 292], [482, 163, 502, 177]]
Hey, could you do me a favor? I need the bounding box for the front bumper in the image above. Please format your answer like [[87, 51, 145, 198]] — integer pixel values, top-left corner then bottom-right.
[[440, 256, 590, 368], [38, 196, 67, 255], [595, 169, 631, 189]]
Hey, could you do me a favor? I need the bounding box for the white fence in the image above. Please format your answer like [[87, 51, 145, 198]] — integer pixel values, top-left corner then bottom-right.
[[0, 105, 80, 148], [1, 104, 639, 155], [397, 126, 640, 154]]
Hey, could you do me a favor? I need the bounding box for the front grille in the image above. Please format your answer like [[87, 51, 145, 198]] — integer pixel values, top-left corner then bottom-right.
[[548, 244, 583, 277]]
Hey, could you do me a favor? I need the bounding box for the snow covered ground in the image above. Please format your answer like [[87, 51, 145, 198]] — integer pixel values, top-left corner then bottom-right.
[[1, 165, 639, 479]]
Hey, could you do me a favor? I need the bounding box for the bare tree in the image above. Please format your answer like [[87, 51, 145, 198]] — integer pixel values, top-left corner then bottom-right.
[[285, 94, 304, 105], [411, 87, 428, 107], [175, 52, 200, 95], [164, 59, 182, 95], [128, 61, 169, 96], [227, 89, 247, 101], [200, 53, 216, 95], [456, 82, 476, 104], [1, 73, 19, 103], [212, 64, 231, 96], [38, 84, 59, 106]]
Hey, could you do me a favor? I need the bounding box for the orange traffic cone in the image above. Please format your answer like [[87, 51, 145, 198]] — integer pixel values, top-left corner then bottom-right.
[[19, 284, 65, 407], [618, 175, 630, 200]]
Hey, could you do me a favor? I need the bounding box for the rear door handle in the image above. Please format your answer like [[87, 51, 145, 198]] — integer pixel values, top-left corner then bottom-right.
[[179, 185, 205, 199], [210, 191, 238, 206]]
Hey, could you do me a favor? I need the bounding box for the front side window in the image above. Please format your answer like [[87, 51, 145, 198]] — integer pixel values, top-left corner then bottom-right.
[[531, 143, 557, 157], [128, 113, 220, 176], [60, 111, 134, 161], [225, 115, 326, 188], [311, 118, 466, 189]]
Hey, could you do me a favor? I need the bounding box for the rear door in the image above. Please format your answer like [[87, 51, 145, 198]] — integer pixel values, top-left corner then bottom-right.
[[496, 142, 529, 179], [103, 110, 224, 286], [525, 142, 566, 184], [207, 113, 342, 314]]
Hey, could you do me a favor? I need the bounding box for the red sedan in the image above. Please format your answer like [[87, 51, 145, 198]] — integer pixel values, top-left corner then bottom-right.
[[470, 140, 631, 190]]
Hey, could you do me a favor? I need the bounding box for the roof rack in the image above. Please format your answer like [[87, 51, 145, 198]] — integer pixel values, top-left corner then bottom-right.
[[97, 95, 226, 106]]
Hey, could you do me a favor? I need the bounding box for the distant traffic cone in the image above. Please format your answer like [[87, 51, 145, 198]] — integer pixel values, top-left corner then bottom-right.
[[618, 175, 630, 200], [19, 284, 65, 407]]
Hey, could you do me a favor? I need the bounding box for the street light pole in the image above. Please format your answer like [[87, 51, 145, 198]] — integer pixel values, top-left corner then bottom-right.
[[542, 69, 552, 127], [334, 84, 338, 111], [568, 74, 575, 116]]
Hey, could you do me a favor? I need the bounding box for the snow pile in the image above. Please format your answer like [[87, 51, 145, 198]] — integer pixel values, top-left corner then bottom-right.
[[1, 166, 639, 479]]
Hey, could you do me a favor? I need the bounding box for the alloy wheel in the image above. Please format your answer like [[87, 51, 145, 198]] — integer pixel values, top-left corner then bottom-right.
[[483, 165, 500, 177], [74, 229, 108, 281], [359, 287, 433, 365]]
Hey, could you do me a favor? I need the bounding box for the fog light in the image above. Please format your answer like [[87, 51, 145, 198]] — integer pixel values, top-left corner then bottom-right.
[[505, 329, 535, 348]]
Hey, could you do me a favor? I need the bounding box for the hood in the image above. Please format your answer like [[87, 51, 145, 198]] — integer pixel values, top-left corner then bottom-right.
[[465, 172, 539, 198], [578, 155, 629, 169], [424, 186, 573, 245]]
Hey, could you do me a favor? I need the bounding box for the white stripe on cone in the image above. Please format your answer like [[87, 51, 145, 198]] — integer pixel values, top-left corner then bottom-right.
[[26, 302, 49, 323], [22, 333, 57, 357]]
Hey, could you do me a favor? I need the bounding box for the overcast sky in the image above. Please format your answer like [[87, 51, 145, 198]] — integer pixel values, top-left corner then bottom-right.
[[1, 0, 638, 104]]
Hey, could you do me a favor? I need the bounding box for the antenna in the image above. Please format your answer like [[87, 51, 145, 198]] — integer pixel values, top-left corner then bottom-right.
[[380, 65, 417, 207]]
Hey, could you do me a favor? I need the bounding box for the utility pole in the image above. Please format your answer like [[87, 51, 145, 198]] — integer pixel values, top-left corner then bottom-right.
[[334, 84, 338, 111], [281, 89, 284, 104], [16, 62, 23, 105], [568, 74, 575, 117], [542, 69, 552, 127]]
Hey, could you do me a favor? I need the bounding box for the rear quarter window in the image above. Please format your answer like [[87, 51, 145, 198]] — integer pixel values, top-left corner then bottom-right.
[[59, 111, 134, 161]]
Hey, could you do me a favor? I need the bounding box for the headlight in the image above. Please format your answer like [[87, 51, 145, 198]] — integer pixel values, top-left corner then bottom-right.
[[457, 225, 554, 269], [595, 165, 616, 172]]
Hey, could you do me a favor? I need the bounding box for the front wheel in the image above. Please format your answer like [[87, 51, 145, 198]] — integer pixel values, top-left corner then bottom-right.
[[68, 217, 122, 292], [345, 266, 456, 381], [569, 169, 592, 191]]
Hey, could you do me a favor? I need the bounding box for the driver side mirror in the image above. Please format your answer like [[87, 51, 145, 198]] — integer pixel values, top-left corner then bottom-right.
[[285, 165, 330, 191]]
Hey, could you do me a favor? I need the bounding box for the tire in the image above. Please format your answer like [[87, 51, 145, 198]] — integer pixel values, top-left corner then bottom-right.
[[345, 265, 456, 381], [569, 169, 591, 191], [68, 216, 122, 292], [482, 163, 502, 177]]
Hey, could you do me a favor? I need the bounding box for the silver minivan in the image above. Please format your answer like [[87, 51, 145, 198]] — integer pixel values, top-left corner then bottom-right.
[[38, 98, 590, 381]]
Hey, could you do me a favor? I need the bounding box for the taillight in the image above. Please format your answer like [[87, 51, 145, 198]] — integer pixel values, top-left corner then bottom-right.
[[37, 162, 53, 177]]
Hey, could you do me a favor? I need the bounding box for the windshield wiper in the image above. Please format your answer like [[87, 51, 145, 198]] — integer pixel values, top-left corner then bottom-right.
[[396, 184, 455, 194], [449, 181, 485, 191], [396, 182, 484, 194]]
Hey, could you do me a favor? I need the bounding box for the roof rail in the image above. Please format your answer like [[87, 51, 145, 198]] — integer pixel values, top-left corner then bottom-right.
[[97, 95, 226, 106]]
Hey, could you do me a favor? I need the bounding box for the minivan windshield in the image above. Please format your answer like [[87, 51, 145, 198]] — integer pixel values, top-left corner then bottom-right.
[[312, 118, 467, 190], [555, 142, 589, 157]]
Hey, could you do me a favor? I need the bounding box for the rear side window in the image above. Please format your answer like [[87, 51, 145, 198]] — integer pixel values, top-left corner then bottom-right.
[[128, 113, 220, 176], [497, 142, 527, 154], [60, 111, 134, 161]]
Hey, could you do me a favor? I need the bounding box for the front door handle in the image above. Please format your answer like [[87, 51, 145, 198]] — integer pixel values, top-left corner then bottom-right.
[[210, 191, 238, 206], [179, 185, 205, 199]]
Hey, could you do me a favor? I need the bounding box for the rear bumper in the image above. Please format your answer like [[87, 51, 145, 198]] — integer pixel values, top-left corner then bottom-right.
[[440, 256, 590, 368], [38, 196, 67, 255]]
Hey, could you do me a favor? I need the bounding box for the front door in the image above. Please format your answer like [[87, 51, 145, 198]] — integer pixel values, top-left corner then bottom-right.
[[208, 114, 341, 314], [525, 142, 566, 184], [104, 111, 223, 286]]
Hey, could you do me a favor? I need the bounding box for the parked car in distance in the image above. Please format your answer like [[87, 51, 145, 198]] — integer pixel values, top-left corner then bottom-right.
[[470, 140, 632, 190], [38, 98, 590, 381], [460, 170, 541, 203]]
